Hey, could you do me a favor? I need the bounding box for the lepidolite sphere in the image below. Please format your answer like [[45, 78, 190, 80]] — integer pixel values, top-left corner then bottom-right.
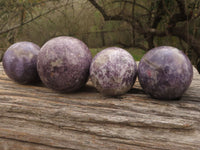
[[90, 47, 137, 96], [2, 41, 40, 84], [138, 46, 193, 100], [37, 36, 92, 92]]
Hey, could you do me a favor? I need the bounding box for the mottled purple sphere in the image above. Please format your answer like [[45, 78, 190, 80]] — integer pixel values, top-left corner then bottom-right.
[[2, 41, 40, 84], [37, 36, 92, 92], [90, 47, 137, 96], [138, 46, 193, 100]]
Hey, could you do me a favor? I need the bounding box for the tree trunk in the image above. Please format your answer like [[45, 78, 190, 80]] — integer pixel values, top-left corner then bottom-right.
[[132, 0, 136, 46], [170, 26, 200, 57], [0, 63, 200, 149], [147, 35, 154, 49]]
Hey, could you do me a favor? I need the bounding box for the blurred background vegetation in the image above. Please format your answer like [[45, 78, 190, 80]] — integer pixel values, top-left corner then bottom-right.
[[0, 0, 200, 72]]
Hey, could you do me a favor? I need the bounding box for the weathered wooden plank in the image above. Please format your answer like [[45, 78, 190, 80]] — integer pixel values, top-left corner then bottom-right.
[[0, 63, 200, 150]]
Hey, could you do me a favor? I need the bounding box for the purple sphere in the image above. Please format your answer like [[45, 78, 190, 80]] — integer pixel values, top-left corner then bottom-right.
[[2, 41, 40, 84], [37, 36, 92, 92], [138, 46, 193, 100], [90, 47, 137, 96]]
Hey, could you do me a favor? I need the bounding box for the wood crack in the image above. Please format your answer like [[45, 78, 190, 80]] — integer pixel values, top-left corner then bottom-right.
[[0, 137, 76, 150]]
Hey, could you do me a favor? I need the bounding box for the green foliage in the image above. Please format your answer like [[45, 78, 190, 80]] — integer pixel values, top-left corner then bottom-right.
[[90, 47, 146, 61], [90, 48, 102, 57], [126, 48, 146, 61]]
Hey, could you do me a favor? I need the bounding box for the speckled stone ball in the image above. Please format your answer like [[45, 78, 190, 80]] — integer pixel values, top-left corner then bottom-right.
[[37, 36, 92, 92], [2, 41, 40, 84], [90, 47, 137, 96], [138, 46, 193, 100]]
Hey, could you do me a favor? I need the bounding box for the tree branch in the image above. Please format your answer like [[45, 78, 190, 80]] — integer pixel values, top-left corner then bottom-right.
[[0, 4, 66, 35], [117, 41, 148, 51], [152, 1, 164, 28], [148, 28, 167, 37], [88, 0, 132, 23], [176, 0, 186, 15], [168, 0, 192, 28], [170, 25, 200, 56], [113, 0, 151, 13]]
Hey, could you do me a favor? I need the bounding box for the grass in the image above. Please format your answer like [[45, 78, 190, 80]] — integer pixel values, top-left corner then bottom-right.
[[90, 47, 146, 61], [0, 47, 145, 62]]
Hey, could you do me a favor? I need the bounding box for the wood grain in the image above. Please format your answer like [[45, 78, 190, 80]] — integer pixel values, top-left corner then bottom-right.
[[0, 63, 200, 150]]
